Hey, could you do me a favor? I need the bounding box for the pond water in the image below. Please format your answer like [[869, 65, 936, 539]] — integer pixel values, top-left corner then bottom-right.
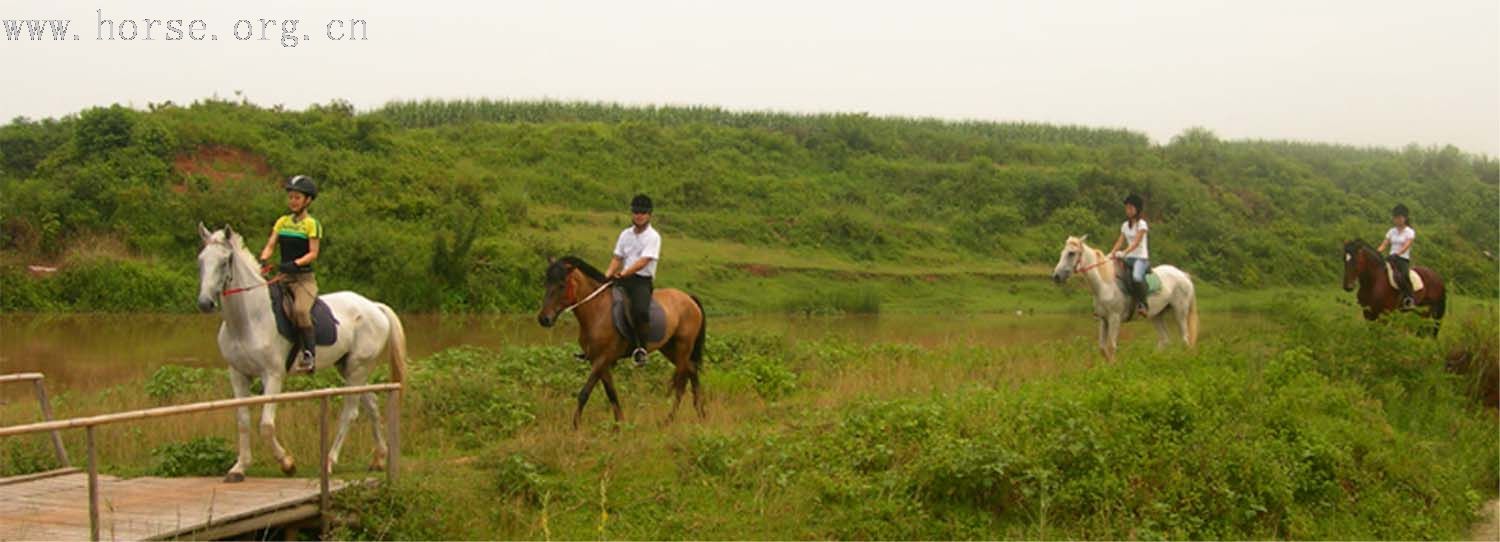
[[0, 311, 1268, 401]]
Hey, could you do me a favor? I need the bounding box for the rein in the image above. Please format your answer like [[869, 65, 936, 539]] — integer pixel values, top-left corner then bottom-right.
[[221, 263, 281, 297], [560, 280, 614, 313], [1075, 251, 1115, 274]]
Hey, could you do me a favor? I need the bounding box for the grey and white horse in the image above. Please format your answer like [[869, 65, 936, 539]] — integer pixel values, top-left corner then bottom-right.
[[195, 223, 407, 481], [1051, 235, 1198, 363]]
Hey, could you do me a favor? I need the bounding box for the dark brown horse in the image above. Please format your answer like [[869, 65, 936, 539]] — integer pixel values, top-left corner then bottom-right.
[[1342, 240, 1446, 332], [537, 257, 707, 428]]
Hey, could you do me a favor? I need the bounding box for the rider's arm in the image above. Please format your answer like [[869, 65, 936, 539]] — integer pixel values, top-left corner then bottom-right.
[[1123, 231, 1146, 255], [1109, 233, 1125, 254], [259, 229, 278, 262], [620, 257, 654, 277], [1395, 235, 1413, 256], [605, 256, 623, 279], [1376, 238, 1390, 254], [296, 238, 319, 266]]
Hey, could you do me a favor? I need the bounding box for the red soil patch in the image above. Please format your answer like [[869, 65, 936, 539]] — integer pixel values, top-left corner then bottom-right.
[[171, 145, 276, 193], [739, 263, 779, 277]]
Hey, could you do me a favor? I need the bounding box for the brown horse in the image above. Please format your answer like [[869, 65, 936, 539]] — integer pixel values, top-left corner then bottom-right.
[[1342, 240, 1446, 332], [536, 256, 707, 428]]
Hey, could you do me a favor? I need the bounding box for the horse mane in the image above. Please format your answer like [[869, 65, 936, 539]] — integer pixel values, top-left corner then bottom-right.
[[548, 256, 608, 283], [1346, 239, 1381, 261]]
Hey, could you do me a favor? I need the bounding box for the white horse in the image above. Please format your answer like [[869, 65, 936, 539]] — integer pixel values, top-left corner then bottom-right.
[[1050, 235, 1198, 362], [195, 223, 407, 482]]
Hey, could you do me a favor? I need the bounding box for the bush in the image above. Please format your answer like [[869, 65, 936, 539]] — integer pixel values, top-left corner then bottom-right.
[[148, 436, 235, 477], [144, 365, 217, 402]]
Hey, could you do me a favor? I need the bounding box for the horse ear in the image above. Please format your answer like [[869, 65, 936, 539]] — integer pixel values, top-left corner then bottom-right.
[[1080, 234, 1088, 242], [224, 224, 236, 244], [546, 256, 555, 265], [198, 222, 211, 244]]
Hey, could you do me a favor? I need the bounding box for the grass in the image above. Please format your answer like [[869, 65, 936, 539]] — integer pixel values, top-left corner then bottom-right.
[[2, 297, 1495, 539]]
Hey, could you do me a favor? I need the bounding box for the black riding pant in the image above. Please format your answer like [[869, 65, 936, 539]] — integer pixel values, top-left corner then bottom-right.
[[618, 274, 654, 349], [1388, 255, 1413, 299]]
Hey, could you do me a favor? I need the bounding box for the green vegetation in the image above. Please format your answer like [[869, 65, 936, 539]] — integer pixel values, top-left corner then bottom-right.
[[147, 436, 235, 477], [2, 305, 1493, 539], [2, 99, 1495, 313]]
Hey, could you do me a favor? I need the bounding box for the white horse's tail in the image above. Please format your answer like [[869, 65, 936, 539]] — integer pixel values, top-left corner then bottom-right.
[[1187, 297, 1199, 347], [376, 303, 408, 383]]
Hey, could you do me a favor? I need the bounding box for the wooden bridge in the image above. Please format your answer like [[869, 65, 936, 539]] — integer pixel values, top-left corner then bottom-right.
[[0, 374, 401, 541]]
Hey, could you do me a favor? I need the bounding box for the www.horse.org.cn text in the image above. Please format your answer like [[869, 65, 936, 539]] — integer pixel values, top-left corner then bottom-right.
[[2, 9, 369, 47]]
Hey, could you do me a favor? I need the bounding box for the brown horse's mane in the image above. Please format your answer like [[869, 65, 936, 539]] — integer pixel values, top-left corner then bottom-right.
[[1345, 239, 1382, 263], [547, 256, 608, 284]]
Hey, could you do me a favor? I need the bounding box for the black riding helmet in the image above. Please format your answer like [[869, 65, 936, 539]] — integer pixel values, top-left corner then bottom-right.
[[286, 175, 318, 200], [1123, 194, 1144, 210], [631, 194, 653, 214], [1391, 203, 1409, 219]]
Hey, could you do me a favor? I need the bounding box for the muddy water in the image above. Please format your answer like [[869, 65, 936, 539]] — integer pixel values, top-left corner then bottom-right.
[[0, 311, 1270, 400]]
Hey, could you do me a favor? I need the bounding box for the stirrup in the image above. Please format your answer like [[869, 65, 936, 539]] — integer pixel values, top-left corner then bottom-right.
[[292, 351, 316, 374], [632, 348, 649, 368], [1401, 297, 1415, 309]]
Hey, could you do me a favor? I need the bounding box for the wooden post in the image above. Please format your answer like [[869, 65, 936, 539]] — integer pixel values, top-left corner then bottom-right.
[[32, 378, 69, 467], [319, 395, 330, 532], [385, 389, 400, 484], [86, 426, 99, 542]]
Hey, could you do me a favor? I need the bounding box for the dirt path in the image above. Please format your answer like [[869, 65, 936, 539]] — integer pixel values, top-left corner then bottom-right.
[[1474, 499, 1500, 541]]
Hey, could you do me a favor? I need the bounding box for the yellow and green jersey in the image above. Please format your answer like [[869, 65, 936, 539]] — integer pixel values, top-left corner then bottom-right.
[[273, 214, 322, 272]]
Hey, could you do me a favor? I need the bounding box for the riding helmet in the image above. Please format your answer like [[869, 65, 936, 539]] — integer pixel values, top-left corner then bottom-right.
[[1391, 203, 1408, 218], [285, 175, 318, 199], [630, 194, 653, 214], [1123, 194, 1144, 210]]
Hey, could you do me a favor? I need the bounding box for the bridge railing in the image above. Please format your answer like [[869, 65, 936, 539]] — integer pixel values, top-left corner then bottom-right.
[[0, 382, 403, 541], [0, 373, 69, 468]]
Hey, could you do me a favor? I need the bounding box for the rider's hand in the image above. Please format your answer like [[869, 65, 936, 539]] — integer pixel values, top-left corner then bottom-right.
[[277, 261, 301, 274], [1111, 251, 1123, 259]]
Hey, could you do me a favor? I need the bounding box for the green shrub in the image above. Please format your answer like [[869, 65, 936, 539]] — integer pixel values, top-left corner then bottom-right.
[[144, 365, 217, 402], [148, 436, 235, 477]]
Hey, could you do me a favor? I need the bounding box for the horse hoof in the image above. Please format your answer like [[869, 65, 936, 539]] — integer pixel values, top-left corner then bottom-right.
[[280, 458, 297, 476], [223, 472, 245, 483], [369, 459, 385, 472]]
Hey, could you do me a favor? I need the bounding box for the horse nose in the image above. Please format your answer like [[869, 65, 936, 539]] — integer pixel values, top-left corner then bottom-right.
[[538, 314, 553, 327], [1051, 272, 1064, 284], [198, 299, 216, 313]]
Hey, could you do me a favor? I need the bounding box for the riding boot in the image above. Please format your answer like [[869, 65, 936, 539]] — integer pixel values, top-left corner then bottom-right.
[[1122, 282, 1138, 322], [1134, 280, 1150, 317], [632, 335, 649, 368], [294, 327, 316, 373]]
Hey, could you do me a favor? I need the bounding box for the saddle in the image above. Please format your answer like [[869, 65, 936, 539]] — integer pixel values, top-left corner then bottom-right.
[[610, 287, 668, 344], [268, 286, 340, 371], [1385, 264, 1424, 292]]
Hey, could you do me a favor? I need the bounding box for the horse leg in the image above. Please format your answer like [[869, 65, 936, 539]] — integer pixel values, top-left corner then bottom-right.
[[690, 372, 706, 420], [666, 369, 688, 424], [573, 370, 602, 430], [327, 366, 371, 475], [1153, 310, 1171, 350], [599, 369, 624, 429], [1107, 315, 1122, 363], [1174, 303, 1192, 345], [1097, 318, 1110, 362], [225, 369, 254, 483], [361, 392, 389, 471], [259, 373, 296, 475]]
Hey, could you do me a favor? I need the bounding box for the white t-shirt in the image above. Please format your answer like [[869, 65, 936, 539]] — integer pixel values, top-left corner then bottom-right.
[[613, 225, 661, 277], [1385, 226, 1415, 259], [1120, 219, 1149, 259]]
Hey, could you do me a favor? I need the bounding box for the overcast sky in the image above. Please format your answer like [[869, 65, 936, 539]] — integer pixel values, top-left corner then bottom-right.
[[3, 0, 1497, 154]]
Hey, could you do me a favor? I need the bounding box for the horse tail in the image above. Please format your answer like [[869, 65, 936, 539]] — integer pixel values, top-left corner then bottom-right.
[[377, 303, 408, 384], [689, 295, 706, 370], [1187, 296, 1200, 347]]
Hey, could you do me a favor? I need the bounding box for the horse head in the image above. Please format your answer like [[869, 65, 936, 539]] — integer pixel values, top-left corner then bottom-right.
[[1052, 235, 1089, 284], [1341, 239, 1377, 292], [196, 222, 244, 312], [537, 256, 607, 327]]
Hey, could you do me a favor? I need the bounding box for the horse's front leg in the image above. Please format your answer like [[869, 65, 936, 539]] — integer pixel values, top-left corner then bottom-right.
[[1106, 314, 1122, 363], [573, 369, 603, 430], [599, 369, 624, 429], [1097, 317, 1111, 363], [225, 369, 255, 483], [259, 372, 296, 475]]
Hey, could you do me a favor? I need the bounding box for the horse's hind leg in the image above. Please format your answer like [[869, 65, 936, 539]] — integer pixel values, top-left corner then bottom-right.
[[361, 392, 389, 471], [1174, 303, 1192, 345], [666, 369, 689, 424], [1153, 310, 1171, 349], [225, 369, 255, 483], [573, 369, 602, 430]]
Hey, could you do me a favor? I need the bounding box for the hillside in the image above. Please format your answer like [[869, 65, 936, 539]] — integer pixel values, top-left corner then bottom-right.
[[1, 98, 1495, 312]]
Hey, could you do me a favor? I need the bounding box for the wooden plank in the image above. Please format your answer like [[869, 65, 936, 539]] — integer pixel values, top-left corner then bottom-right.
[[0, 474, 353, 541], [0, 373, 44, 384], [0, 468, 85, 487]]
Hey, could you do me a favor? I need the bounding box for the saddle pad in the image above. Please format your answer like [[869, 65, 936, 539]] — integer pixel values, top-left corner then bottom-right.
[[1386, 264, 1425, 292], [610, 288, 668, 344], [269, 286, 340, 346], [1116, 270, 1162, 296]]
